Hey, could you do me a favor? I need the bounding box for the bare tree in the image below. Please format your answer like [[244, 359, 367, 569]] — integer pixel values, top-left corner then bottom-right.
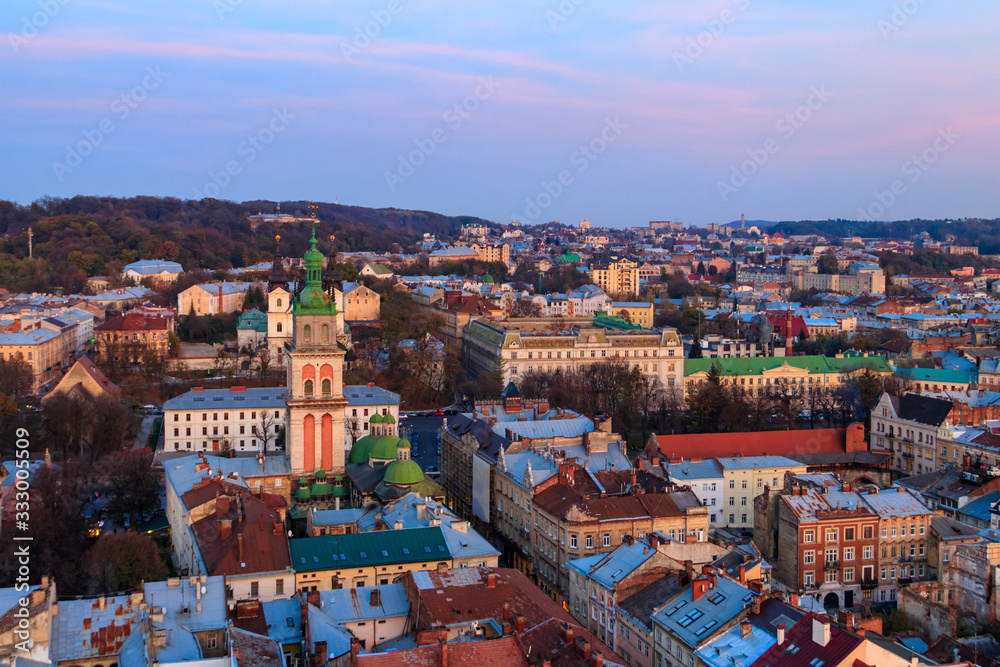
[[257, 409, 277, 453], [346, 415, 361, 447]]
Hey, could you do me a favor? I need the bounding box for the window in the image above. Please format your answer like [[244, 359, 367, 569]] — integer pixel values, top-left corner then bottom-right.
[[825, 549, 838, 563], [603, 534, 611, 547], [586, 535, 593, 549], [863, 546, 873, 560], [825, 528, 838, 542], [844, 547, 854, 561], [864, 526, 873, 539], [803, 530, 815, 543], [804, 571, 814, 586], [304, 379, 313, 397], [250, 581, 259, 597], [275, 579, 284, 595], [844, 568, 855, 582], [844, 528, 855, 541], [804, 551, 815, 564]]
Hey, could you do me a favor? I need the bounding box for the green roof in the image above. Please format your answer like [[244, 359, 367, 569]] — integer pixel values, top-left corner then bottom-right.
[[558, 253, 581, 262], [314, 469, 327, 479], [894, 366, 975, 385], [381, 413, 396, 424], [294, 486, 312, 500], [481, 274, 494, 283], [369, 413, 383, 424], [347, 435, 377, 465], [684, 355, 892, 377], [290, 526, 450, 572], [383, 459, 425, 486], [370, 435, 400, 461], [236, 308, 268, 333], [593, 313, 643, 330], [310, 481, 333, 496]]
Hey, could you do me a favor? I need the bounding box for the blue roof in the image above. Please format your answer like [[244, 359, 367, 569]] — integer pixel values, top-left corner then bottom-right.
[[566, 540, 659, 590], [124, 259, 183, 275], [894, 366, 976, 385], [652, 576, 756, 649], [958, 491, 1000, 524], [666, 459, 724, 481], [317, 584, 410, 623], [342, 385, 400, 407], [163, 387, 286, 412]]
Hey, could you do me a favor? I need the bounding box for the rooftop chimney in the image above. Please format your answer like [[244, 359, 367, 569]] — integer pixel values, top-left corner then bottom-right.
[[776, 624, 785, 646], [740, 619, 752, 639], [562, 622, 574, 645], [487, 573, 497, 589], [371, 589, 381, 607], [219, 519, 232, 540], [515, 616, 525, 634], [439, 637, 448, 667], [576, 638, 592, 661], [812, 616, 831, 647]]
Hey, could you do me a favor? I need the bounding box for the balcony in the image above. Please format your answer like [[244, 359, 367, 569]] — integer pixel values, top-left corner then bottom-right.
[[824, 560, 840, 571], [901, 452, 914, 459], [860, 577, 879, 590]]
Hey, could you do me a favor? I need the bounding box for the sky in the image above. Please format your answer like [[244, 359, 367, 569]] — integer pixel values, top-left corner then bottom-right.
[[2, 0, 998, 227]]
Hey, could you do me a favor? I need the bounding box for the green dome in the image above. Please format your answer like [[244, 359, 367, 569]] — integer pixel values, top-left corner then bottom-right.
[[370, 435, 400, 461], [481, 274, 494, 284], [294, 477, 312, 500], [314, 469, 327, 479], [369, 413, 383, 424], [381, 413, 396, 424], [396, 438, 411, 449], [310, 481, 333, 497], [348, 435, 377, 465], [383, 459, 425, 486]]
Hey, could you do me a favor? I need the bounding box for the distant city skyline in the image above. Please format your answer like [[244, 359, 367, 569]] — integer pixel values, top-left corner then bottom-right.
[[3, 0, 997, 227]]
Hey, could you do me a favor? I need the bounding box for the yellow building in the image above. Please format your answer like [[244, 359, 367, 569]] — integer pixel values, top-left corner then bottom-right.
[[0, 326, 68, 393], [611, 301, 654, 328], [589, 257, 639, 297], [290, 524, 499, 591], [471, 243, 510, 268], [343, 283, 381, 323]]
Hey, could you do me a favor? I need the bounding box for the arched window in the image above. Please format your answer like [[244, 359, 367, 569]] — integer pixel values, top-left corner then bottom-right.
[[304, 324, 311, 342], [277, 298, 282, 308], [321, 324, 330, 343], [304, 379, 314, 397], [276, 322, 282, 332], [322, 378, 331, 396]]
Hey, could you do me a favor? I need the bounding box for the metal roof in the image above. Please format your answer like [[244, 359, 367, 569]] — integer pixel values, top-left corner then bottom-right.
[[163, 387, 286, 412], [317, 583, 410, 623], [290, 526, 450, 572], [652, 576, 755, 650]]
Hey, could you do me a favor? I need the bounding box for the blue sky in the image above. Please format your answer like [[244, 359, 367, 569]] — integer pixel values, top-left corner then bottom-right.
[[2, 0, 998, 226]]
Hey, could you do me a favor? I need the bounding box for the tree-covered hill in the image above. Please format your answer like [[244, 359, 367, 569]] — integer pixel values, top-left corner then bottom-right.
[[0, 196, 493, 293]]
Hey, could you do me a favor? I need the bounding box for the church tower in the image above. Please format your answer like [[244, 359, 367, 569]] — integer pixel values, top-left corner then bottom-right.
[[285, 227, 349, 474], [266, 236, 294, 363]]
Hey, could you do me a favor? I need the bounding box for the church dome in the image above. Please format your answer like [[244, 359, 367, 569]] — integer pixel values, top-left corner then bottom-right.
[[481, 274, 494, 284], [369, 413, 383, 424], [347, 435, 377, 465], [395, 438, 411, 450], [383, 459, 424, 486], [381, 413, 396, 425], [370, 435, 400, 461]]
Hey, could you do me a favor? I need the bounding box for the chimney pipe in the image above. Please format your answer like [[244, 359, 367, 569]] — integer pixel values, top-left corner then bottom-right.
[[776, 624, 785, 646]]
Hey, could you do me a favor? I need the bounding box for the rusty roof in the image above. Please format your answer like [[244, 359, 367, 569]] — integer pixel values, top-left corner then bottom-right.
[[230, 626, 285, 667], [50, 594, 143, 662], [188, 483, 291, 576], [405, 566, 616, 663]]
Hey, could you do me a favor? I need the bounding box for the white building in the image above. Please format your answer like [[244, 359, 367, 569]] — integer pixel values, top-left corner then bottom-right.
[[665, 459, 725, 525]]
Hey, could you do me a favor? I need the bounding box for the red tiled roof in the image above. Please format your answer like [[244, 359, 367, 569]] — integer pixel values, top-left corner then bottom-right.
[[186, 481, 291, 576], [96, 313, 171, 331], [356, 636, 529, 667], [404, 567, 616, 663], [650, 428, 850, 460]]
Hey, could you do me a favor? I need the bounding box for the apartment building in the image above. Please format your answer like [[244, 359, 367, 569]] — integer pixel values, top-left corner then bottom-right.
[[463, 317, 684, 393], [95, 312, 173, 364], [589, 256, 640, 297], [610, 301, 654, 329], [532, 465, 708, 605], [0, 326, 66, 393], [791, 267, 886, 295], [716, 456, 808, 531], [471, 242, 510, 268], [768, 484, 933, 607], [342, 282, 380, 323], [870, 392, 953, 475], [665, 459, 725, 525], [695, 335, 770, 358]]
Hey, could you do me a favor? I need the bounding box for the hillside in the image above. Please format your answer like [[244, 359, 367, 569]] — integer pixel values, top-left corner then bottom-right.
[[0, 197, 492, 293]]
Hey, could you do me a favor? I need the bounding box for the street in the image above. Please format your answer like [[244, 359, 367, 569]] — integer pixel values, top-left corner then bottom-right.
[[400, 415, 445, 472]]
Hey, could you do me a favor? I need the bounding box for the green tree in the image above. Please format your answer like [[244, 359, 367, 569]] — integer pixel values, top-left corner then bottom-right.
[[105, 448, 161, 524], [689, 331, 703, 358]]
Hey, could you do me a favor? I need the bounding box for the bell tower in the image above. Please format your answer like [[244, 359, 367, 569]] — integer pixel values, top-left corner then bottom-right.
[[285, 224, 349, 474]]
